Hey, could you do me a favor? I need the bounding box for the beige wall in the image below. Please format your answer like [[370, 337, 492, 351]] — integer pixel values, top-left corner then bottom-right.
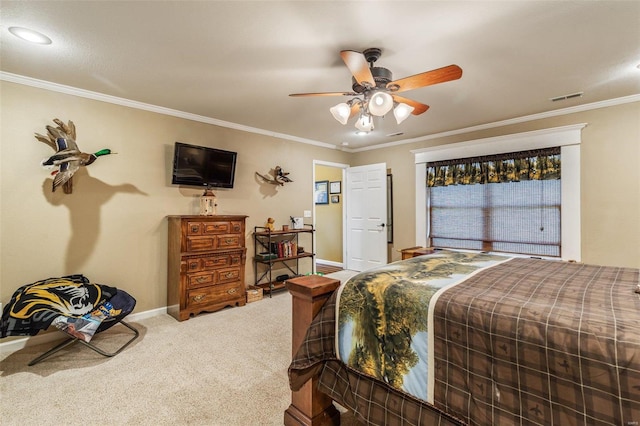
[[353, 101, 640, 268], [0, 81, 350, 313], [2, 81, 638, 319], [314, 165, 343, 263]]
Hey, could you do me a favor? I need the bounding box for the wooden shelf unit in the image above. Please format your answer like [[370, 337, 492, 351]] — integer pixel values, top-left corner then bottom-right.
[[253, 225, 315, 296]]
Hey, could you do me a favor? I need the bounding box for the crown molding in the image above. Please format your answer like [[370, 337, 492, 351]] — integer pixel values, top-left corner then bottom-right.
[[0, 71, 336, 150], [2, 71, 637, 153], [351, 93, 640, 152]]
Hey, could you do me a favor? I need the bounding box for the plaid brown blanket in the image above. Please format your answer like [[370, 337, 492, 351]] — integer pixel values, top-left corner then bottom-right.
[[431, 257, 640, 426], [289, 257, 640, 426]]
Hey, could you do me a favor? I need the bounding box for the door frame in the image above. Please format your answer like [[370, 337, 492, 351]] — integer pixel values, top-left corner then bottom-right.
[[313, 160, 349, 268]]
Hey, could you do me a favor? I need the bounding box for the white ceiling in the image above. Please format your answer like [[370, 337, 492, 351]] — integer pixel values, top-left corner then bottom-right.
[[1, 1, 639, 150]]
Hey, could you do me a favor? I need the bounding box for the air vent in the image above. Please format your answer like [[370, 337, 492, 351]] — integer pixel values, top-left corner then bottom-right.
[[550, 92, 583, 102], [386, 132, 404, 137]]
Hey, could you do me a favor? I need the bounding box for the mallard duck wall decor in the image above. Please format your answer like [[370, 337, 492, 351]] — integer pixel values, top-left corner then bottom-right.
[[35, 119, 115, 194], [255, 166, 293, 186]]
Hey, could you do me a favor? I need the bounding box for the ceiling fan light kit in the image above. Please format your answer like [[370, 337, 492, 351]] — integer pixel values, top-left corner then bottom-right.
[[290, 48, 462, 135], [355, 113, 374, 133], [329, 103, 351, 124], [368, 92, 394, 116], [393, 103, 415, 124]]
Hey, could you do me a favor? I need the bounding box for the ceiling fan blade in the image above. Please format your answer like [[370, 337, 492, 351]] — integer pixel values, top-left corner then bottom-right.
[[289, 91, 356, 97], [392, 95, 430, 115], [340, 50, 375, 87], [388, 64, 462, 93]]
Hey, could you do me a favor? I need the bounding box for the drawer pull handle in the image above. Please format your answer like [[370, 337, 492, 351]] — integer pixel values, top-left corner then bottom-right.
[[224, 272, 235, 278], [193, 295, 204, 302], [225, 238, 234, 244], [228, 288, 237, 294], [196, 277, 207, 282]]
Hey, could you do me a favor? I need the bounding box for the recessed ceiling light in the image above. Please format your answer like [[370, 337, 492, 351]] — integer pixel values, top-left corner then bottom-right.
[[355, 131, 368, 136], [8, 27, 52, 45], [341, 141, 349, 146]]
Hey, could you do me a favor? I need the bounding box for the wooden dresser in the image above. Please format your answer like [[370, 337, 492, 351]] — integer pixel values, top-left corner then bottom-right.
[[167, 215, 248, 321]]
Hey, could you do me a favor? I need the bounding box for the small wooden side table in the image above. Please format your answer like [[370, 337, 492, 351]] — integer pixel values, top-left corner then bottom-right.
[[400, 246, 435, 260], [284, 275, 341, 426]]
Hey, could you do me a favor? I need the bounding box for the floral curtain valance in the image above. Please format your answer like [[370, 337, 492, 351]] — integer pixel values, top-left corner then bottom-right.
[[426, 147, 561, 187]]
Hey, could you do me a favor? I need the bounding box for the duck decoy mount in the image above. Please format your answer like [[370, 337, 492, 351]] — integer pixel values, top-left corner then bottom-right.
[[35, 118, 115, 194], [255, 166, 293, 186]]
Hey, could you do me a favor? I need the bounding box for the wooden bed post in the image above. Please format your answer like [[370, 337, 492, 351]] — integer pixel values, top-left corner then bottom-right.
[[285, 275, 341, 426]]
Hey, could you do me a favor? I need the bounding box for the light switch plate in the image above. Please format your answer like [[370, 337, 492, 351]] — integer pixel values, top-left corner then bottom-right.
[[303, 210, 311, 217]]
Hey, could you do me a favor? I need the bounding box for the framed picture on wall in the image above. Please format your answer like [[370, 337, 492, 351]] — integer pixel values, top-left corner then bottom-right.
[[330, 181, 341, 194], [315, 180, 329, 204], [331, 195, 340, 203]]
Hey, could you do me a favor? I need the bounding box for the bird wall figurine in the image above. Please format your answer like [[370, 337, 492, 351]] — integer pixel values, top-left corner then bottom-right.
[[35, 119, 115, 194], [255, 166, 293, 186]]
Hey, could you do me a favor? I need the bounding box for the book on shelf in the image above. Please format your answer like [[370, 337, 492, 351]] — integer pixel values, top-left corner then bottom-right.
[[275, 240, 298, 258]]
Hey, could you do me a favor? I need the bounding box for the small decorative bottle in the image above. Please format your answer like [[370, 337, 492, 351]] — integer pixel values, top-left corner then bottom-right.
[[200, 188, 217, 215]]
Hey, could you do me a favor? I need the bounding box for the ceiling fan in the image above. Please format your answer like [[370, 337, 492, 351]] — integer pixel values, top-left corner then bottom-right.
[[290, 48, 462, 133]]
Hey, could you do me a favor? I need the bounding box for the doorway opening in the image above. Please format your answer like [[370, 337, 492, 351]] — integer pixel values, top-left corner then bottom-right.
[[313, 160, 348, 272]]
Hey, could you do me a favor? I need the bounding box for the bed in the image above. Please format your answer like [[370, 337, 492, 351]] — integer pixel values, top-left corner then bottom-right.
[[287, 250, 640, 426]]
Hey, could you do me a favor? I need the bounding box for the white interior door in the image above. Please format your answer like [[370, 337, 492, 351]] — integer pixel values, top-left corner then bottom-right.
[[346, 163, 387, 272]]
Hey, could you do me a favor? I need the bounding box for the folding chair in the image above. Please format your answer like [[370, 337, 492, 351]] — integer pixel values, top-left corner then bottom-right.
[[28, 289, 139, 366]]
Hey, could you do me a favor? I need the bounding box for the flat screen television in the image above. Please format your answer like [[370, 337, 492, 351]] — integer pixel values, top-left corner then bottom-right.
[[171, 142, 237, 188]]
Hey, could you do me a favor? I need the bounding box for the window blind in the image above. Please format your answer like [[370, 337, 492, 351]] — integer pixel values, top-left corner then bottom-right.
[[427, 147, 561, 257]]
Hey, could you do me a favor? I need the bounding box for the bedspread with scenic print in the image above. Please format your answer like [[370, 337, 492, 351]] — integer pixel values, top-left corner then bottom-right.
[[290, 252, 640, 425], [335, 250, 509, 402]]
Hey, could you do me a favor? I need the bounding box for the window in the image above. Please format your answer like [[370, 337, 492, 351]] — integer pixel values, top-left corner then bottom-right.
[[427, 148, 561, 257], [412, 124, 585, 262]]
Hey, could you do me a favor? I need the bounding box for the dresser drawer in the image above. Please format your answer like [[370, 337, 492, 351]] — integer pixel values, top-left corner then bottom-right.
[[185, 253, 240, 273], [185, 236, 215, 252], [186, 266, 242, 289], [185, 234, 244, 252], [217, 233, 243, 249], [186, 282, 242, 308], [202, 221, 232, 235], [186, 220, 224, 235], [187, 220, 238, 236], [186, 271, 215, 288], [215, 266, 241, 284], [229, 220, 244, 234]]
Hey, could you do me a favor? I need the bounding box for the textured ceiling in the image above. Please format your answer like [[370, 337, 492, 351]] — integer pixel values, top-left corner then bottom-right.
[[1, 1, 639, 150]]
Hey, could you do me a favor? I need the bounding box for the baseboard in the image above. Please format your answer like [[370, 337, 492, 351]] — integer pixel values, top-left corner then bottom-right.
[[316, 259, 343, 268], [0, 306, 168, 355], [126, 306, 167, 322]]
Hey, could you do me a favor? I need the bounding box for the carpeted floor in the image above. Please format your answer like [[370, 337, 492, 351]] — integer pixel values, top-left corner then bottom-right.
[[0, 282, 361, 425]]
